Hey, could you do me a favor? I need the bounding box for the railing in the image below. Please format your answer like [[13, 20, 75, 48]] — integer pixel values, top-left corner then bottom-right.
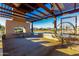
[[55, 21, 79, 48]]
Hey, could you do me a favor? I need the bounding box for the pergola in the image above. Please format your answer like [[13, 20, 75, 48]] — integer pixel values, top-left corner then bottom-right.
[[1, 3, 79, 56], [0, 3, 79, 33]]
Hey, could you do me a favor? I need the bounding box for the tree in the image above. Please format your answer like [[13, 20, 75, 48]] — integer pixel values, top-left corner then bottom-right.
[[0, 24, 5, 34], [0, 24, 5, 30]]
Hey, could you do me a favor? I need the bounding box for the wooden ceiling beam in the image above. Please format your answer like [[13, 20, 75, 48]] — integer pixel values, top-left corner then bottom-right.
[[0, 13, 11, 17], [5, 3, 43, 19], [4, 3, 57, 22], [37, 3, 56, 18], [5, 3, 27, 14], [25, 3, 57, 22], [55, 3, 62, 13], [32, 15, 53, 22], [24, 3, 47, 16], [56, 8, 79, 16], [0, 10, 36, 22], [2, 4, 40, 20], [0, 13, 34, 22], [74, 3, 76, 10]]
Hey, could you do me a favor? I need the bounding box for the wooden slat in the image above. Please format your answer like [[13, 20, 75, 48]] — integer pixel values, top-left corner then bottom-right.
[[0, 7, 40, 22], [74, 3, 76, 10], [2, 4, 40, 20], [25, 3, 47, 16], [5, 3, 43, 19], [37, 3, 56, 18], [56, 8, 79, 16], [55, 3, 62, 13], [5, 3, 27, 14]]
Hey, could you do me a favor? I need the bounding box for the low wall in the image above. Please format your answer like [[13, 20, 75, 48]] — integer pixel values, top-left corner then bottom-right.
[[5, 20, 31, 39], [5, 33, 32, 39]]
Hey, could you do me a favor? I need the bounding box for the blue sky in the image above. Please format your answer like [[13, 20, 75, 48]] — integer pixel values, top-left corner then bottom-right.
[[33, 18, 54, 28], [0, 17, 12, 26], [33, 12, 79, 28], [0, 17, 6, 26]]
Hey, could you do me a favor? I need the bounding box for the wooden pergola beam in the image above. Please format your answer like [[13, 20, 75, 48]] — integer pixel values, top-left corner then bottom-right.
[[5, 3, 27, 14], [55, 3, 62, 13], [0, 13, 11, 18], [24, 3, 47, 16], [37, 3, 56, 18], [56, 8, 79, 16], [0, 4, 52, 22], [74, 3, 76, 10], [0, 13, 26, 22], [1, 4, 41, 20], [27, 12, 43, 19], [5, 3, 45, 19], [1, 13, 37, 22], [0, 6, 25, 17], [0, 10, 36, 22], [5, 3, 42, 20], [5, 3, 57, 22], [1, 14, 35, 22], [4, 3, 58, 22], [32, 15, 53, 22]]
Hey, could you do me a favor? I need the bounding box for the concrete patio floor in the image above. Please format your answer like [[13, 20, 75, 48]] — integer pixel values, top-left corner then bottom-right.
[[0, 36, 3, 56], [2, 37, 79, 56]]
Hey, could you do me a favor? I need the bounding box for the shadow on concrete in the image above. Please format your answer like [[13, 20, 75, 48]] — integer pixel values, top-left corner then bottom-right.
[[2, 35, 79, 56]]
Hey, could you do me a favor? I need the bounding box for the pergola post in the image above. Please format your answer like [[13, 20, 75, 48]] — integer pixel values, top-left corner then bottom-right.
[[75, 16, 77, 34], [54, 17, 57, 34], [31, 22, 34, 34]]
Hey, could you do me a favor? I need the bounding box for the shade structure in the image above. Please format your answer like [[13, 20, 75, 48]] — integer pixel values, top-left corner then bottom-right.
[[0, 3, 79, 22]]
